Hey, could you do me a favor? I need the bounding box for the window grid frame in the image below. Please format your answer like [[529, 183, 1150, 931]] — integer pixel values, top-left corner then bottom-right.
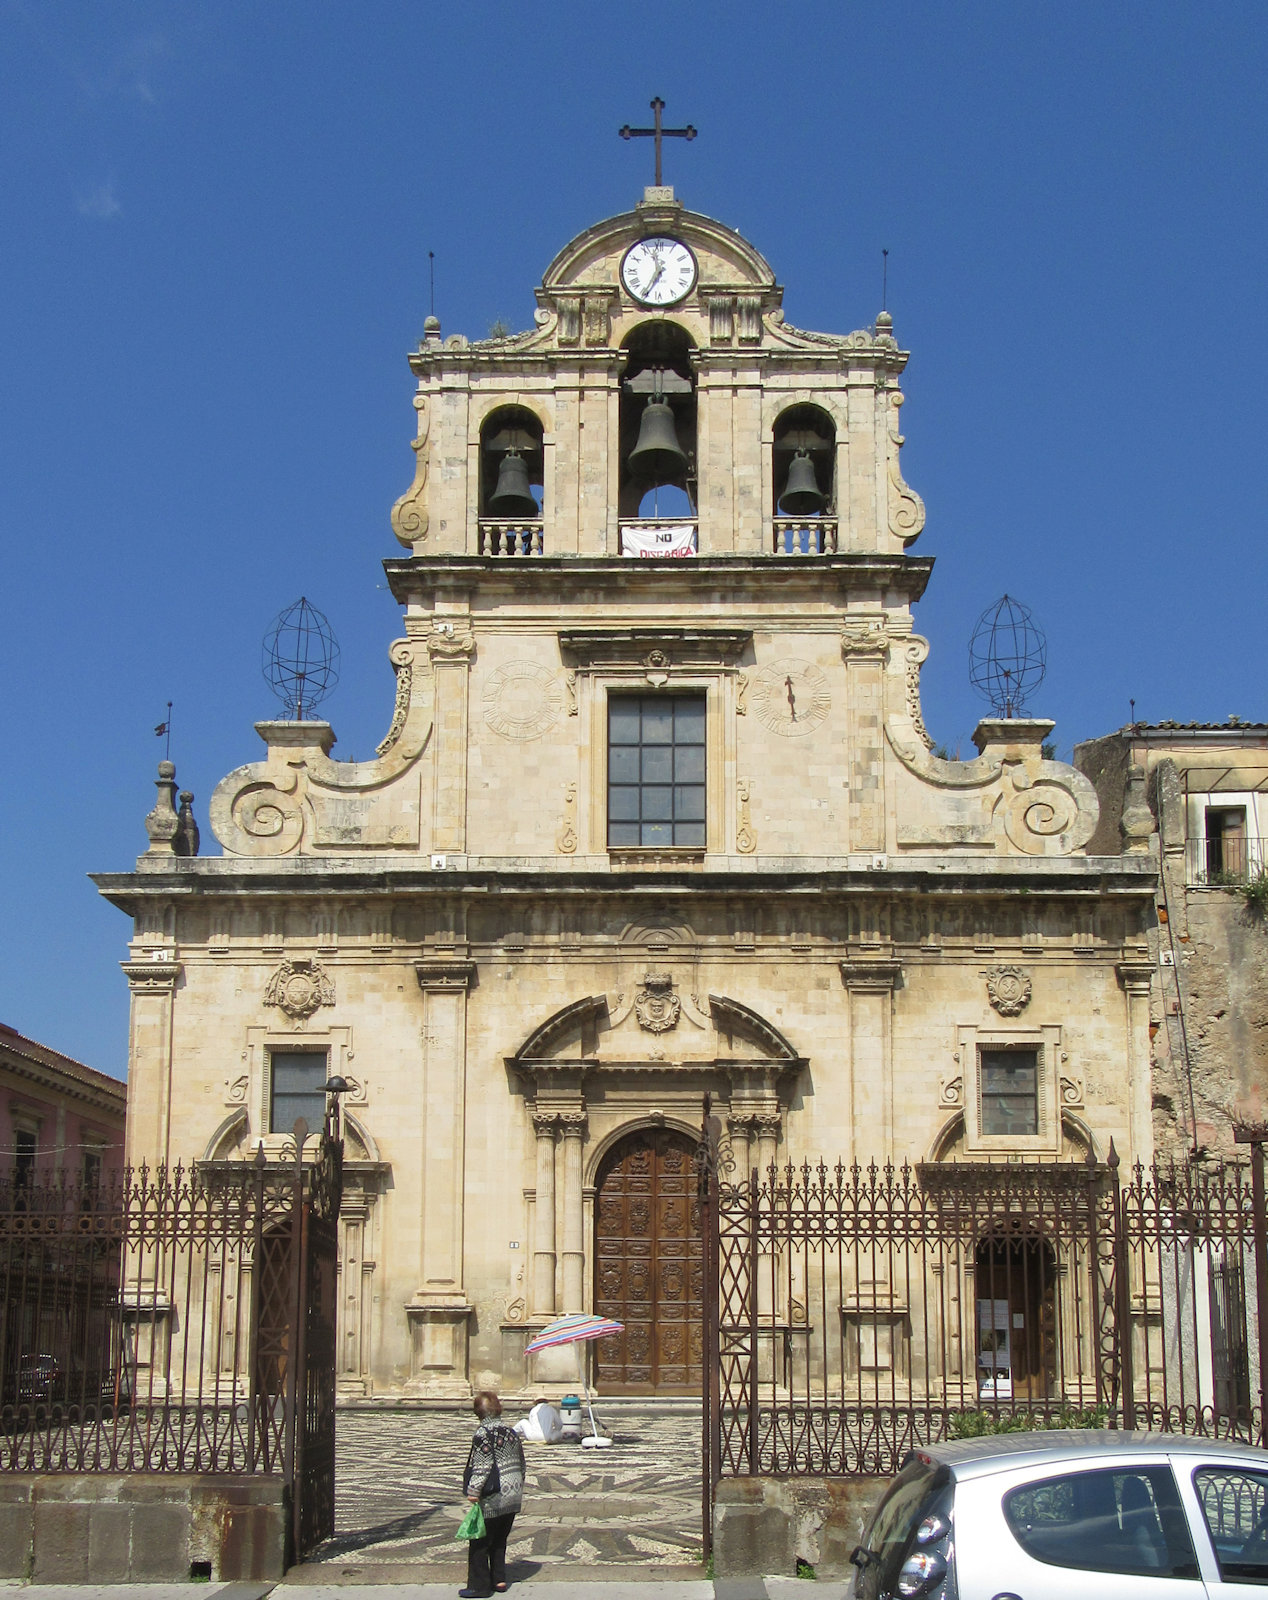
[[607, 691, 707, 850]]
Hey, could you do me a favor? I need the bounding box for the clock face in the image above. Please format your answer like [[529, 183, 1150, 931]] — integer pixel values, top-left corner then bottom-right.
[[751, 659, 832, 737], [621, 237, 697, 306]]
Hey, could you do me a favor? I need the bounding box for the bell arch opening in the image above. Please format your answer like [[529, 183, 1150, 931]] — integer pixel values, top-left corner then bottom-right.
[[593, 1124, 702, 1395], [618, 321, 697, 520], [479, 404, 544, 519], [773, 403, 836, 521]]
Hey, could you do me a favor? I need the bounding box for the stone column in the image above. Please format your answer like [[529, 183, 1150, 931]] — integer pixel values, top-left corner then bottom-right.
[[840, 959, 903, 1165], [841, 622, 892, 854], [406, 959, 476, 1396], [559, 1112, 587, 1313], [531, 1112, 558, 1317], [427, 624, 475, 854], [1118, 962, 1155, 1164], [754, 1113, 781, 1183], [120, 959, 183, 1168]]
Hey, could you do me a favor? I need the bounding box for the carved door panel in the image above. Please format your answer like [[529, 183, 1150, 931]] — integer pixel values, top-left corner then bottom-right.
[[594, 1129, 702, 1394]]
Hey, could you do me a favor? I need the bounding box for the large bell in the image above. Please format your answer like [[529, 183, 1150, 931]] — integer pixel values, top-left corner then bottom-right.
[[628, 400, 688, 484], [778, 450, 827, 516], [488, 450, 539, 518]]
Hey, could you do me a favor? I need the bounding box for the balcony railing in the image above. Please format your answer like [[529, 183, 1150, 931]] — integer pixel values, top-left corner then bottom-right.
[[773, 518, 839, 555], [1185, 837, 1267, 886], [478, 520, 543, 556]]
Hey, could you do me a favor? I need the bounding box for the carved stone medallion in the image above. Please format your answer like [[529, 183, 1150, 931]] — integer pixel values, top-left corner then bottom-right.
[[264, 958, 335, 1021], [985, 965, 1032, 1016], [483, 661, 562, 741], [634, 970, 681, 1033], [751, 659, 830, 736]]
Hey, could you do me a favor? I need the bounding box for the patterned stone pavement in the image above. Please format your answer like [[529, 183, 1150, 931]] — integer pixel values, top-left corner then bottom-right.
[[308, 1404, 704, 1574]]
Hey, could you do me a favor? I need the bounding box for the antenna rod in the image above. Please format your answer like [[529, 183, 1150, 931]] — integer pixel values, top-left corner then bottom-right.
[[153, 700, 173, 758], [882, 248, 889, 312], [429, 252, 435, 318]]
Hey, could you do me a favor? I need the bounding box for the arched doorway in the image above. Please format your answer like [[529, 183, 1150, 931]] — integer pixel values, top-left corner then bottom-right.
[[974, 1235, 1057, 1402], [594, 1128, 702, 1394]]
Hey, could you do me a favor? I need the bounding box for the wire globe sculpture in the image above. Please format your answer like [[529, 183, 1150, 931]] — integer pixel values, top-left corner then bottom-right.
[[969, 594, 1046, 718], [262, 597, 341, 720]]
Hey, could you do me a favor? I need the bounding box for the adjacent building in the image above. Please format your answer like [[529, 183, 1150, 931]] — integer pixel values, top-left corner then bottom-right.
[[1076, 719, 1268, 1156], [0, 1023, 126, 1186], [94, 187, 1158, 1400]]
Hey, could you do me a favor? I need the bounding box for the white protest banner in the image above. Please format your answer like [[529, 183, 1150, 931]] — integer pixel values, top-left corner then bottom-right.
[[620, 522, 697, 558]]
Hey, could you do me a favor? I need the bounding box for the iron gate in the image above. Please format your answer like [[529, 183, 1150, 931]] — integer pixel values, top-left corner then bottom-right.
[[697, 1104, 1268, 1554], [0, 1102, 342, 1567]]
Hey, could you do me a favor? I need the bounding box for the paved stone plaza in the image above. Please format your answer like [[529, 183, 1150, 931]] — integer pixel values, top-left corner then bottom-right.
[[307, 1405, 703, 1576]]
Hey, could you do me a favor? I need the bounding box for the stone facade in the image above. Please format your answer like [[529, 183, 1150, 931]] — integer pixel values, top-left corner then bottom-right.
[[95, 188, 1157, 1399], [1076, 720, 1268, 1157]]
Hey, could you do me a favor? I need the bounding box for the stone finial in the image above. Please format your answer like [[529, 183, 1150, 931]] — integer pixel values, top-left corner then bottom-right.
[[1120, 760, 1155, 854], [876, 310, 894, 336], [144, 761, 180, 855], [174, 791, 201, 857], [423, 315, 442, 344]]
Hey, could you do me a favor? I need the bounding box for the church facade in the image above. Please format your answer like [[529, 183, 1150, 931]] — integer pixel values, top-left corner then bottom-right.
[[95, 187, 1156, 1399]]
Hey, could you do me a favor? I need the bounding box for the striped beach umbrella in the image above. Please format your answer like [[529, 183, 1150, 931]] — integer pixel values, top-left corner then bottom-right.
[[523, 1312, 623, 1354]]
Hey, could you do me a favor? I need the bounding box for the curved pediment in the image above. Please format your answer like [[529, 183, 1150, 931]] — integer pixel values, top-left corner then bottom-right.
[[541, 200, 778, 299], [509, 986, 801, 1072], [512, 994, 609, 1063], [707, 995, 801, 1063]]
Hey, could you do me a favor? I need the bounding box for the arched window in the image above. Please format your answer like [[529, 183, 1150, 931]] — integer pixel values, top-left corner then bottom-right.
[[619, 322, 697, 529], [479, 405, 544, 554], [772, 404, 836, 553]]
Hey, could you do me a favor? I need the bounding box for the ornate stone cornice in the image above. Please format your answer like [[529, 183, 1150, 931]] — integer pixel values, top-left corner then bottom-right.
[[415, 960, 477, 993], [121, 959, 182, 994], [1116, 962, 1155, 997], [840, 959, 904, 993], [558, 628, 750, 669]]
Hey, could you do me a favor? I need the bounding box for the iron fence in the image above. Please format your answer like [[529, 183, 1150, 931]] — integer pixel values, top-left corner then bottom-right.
[[0, 1116, 340, 1502], [700, 1127, 1268, 1514]]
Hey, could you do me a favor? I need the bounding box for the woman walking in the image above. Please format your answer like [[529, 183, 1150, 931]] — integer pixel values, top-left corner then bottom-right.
[[461, 1391, 527, 1598]]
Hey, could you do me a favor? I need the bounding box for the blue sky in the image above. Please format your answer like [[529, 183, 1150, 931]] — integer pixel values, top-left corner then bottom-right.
[[2, 2, 1265, 1076]]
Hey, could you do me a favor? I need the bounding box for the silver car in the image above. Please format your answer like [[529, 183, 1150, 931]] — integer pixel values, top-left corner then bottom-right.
[[848, 1430, 1268, 1598]]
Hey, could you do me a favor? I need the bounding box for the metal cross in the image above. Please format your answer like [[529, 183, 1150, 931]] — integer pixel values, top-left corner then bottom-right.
[[619, 97, 697, 187]]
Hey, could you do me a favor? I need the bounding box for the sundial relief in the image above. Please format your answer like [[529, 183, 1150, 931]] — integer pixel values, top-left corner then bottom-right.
[[482, 662, 562, 740]]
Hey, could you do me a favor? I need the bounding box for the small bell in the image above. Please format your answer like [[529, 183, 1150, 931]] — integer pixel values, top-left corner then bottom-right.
[[628, 399, 688, 484], [778, 450, 827, 516], [488, 450, 539, 518]]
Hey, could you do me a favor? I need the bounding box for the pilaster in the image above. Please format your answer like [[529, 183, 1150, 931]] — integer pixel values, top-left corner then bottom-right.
[[427, 623, 475, 853], [840, 958, 903, 1165], [559, 1111, 587, 1314], [1118, 961, 1156, 1163], [120, 959, 183, 1169], [406, 957, 477, 1396], [841, 622, 892, 852]]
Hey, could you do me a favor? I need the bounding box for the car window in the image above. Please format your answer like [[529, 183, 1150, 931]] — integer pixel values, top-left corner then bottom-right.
[[1193, 1466, 1268, 1585], [855, 1456, 948, 1598], [1004, 1465, 1198, 1579]]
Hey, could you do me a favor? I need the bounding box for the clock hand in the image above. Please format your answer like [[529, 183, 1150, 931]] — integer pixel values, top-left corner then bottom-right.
[[785, 675, 797, 722]]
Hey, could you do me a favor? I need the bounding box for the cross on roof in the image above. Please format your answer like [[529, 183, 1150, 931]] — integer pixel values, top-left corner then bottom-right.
[[619, 97, 697, 188]]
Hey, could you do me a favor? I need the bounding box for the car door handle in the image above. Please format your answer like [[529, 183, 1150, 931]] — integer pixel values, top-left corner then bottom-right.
[[990, 1593, 1023, 1600]]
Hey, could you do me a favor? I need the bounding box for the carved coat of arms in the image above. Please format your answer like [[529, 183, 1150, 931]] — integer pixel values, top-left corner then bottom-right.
[[985, 965, 1032, 1017], [264, 958, 335, 1021], [634, 970, 680, 1034]]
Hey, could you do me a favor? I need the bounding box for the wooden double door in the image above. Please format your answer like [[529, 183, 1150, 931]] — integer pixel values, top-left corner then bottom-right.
[[594, 1129, 703, 1393]]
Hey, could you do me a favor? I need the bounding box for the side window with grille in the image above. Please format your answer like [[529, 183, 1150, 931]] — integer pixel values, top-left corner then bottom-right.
[[269, 1050, 329, 1135], [980, 1047, 1040, 1136]]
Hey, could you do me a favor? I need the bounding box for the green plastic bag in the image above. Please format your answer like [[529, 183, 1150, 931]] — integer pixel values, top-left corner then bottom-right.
[[457, 1501, 486, 1541]]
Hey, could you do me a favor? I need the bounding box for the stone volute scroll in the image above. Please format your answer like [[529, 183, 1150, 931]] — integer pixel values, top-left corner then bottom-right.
[[209, 633, 433, 857], [391, 395, 430, 550]]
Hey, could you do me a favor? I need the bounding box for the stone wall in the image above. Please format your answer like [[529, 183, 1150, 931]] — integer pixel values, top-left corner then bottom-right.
[[713, 1474, 887, 1578], [0, 1474, 286, 1583]]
